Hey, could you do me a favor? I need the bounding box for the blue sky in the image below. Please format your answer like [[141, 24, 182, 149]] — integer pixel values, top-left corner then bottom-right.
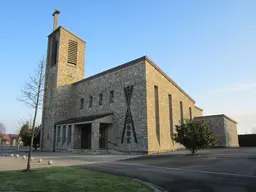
[[0, 0, 255, 134]]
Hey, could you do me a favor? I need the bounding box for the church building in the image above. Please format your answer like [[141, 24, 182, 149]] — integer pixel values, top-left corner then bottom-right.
[[40, 10, 239, 154]]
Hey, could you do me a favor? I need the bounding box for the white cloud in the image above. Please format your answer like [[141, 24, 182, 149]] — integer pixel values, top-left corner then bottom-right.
[[196, 82, 256, 98], [195, 82, 256, 134], [211, 83, 256, 94]]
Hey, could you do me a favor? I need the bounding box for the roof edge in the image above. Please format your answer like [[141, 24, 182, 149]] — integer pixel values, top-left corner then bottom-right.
[[48, 26, 61, 37], [73, 55, 196, 104], [73, 56, 146, 85], [144, 56, 195, 104], [195, 114, 238, 124], [195, 106, 203, 111], [48, 26, 86, 43], [55, 113, 113, 125]]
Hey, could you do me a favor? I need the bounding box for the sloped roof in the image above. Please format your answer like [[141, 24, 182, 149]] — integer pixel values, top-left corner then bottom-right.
[[55, 113, 113, 125], [48, 26, 86, 43], [73, 56, 196, 103], [195, 114, 237, 124]]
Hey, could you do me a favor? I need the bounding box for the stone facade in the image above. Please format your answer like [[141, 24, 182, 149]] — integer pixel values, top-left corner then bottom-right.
[[41, 12, 238, 154], [41, 26, 85, 150], [69, 59, 148, 152], [223, 116, 239, 147], [41, 34, 149, 152], [194, 106, 203, 117], [195, 115, 239, 147], [145, 59, 202, 153]]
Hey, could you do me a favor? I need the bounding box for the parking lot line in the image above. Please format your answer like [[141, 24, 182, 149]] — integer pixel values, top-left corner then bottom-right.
[[116, 162, 256, 179]]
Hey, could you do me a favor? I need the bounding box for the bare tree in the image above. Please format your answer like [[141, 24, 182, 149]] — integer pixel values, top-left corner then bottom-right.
[[18, 57, 45, 171], [0, 122, 6, 136]]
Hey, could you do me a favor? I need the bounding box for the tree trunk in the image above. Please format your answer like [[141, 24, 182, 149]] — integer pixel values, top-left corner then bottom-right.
[[26, 105, 38, 171], [192, 140, 196, 155]]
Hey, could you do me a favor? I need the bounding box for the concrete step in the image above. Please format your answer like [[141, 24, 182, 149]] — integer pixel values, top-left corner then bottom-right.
[[71, 149, 109, 155]]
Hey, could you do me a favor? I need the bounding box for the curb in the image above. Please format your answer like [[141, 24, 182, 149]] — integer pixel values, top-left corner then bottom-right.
[[205, 155, 256, 160], [133, 179, 169, 192]]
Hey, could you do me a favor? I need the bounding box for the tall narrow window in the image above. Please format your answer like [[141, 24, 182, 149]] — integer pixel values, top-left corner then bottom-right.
[[80, 98, 84, 109], [154, 85, 160, 144], [67, 40, 78, 65], [68, 125, 72, 144], [189, 107, 192, 120], [57, 126, 61, 143], [89, 96, 93, 108], [110, 90, 114, 103], [168, 94, 174, 138], [53, 41, 58, 65], [62, 125, 66, 144], [51, 36, 58, 67], [180, 101, 184, 124], [99, 94, 103, 105]]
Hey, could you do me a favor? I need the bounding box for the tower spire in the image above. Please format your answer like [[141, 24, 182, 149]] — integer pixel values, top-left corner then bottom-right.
[[52, 9, 60, 31]]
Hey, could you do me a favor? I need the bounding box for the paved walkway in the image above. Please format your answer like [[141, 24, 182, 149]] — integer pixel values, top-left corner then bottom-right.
[[0, 151, 139, 171]]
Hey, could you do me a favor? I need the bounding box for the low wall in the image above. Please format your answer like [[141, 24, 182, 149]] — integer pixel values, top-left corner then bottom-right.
[[239, 134, 256, 146], [0, 146, 28, 152]]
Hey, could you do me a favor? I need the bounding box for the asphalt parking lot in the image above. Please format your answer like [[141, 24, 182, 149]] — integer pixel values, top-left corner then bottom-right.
[[82, 148, 256, 192]]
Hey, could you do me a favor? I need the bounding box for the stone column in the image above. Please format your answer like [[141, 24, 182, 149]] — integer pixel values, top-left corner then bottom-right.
[[91, 123, 100, 151], [64, 125, 68, 149], [60, 125, 63, 149], [71, 124, 75, 150]]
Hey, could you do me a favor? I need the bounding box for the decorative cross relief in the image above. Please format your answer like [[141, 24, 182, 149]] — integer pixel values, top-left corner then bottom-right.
[[121, 85, 138, 144]]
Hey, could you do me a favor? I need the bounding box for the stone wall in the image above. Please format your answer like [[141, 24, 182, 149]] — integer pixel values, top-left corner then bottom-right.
[[194, 106, 203, 117], [224, 116, 239, 147], [41, 27, 85, 151], [41, 29, 60, 151], [195, 115, 239, 147], [71, 60, 148, 152], [195, 115, 226, 146], [43, 57, 149, 152], [57, 27, 85, 87], [145, 59, 200, 154]]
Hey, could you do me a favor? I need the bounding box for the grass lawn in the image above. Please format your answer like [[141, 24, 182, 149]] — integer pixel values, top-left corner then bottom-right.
[[0, 166, 153, 192]]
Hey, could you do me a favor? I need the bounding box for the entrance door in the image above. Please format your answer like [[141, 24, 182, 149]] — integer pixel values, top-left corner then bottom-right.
[[99, 124, 108, 149], [81, 124, 91, 149]]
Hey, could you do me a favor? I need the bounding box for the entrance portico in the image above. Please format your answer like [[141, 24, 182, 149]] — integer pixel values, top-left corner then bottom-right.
[[54, 113, 113, 152]]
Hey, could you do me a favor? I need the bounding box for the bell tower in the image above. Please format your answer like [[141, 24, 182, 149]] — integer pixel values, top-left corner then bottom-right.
[[41, 9, 85, 150], [46, 9, 85, 88]]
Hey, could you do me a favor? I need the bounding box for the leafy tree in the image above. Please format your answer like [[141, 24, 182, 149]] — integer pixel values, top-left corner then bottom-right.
[[174, 119, 218, 155], [33, 126, 40, 150], [19, 123, 41, 150], [19, 123, 30, 146]]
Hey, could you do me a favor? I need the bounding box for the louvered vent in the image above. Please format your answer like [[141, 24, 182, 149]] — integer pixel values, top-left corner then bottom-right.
[[67, 40, 78, 65]]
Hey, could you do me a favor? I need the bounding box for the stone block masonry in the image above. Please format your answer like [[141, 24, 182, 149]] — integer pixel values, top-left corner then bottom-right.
[[195, 115, 239, 147], [41, 10, 238, 154]]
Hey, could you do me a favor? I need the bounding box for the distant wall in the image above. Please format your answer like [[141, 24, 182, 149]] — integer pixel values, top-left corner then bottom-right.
[[195, 115, 226, 146], [194, 106, 203, 117], [224, 116, 239, 147], [195, 115, 239, 147], [238, 134, 256, 146]]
